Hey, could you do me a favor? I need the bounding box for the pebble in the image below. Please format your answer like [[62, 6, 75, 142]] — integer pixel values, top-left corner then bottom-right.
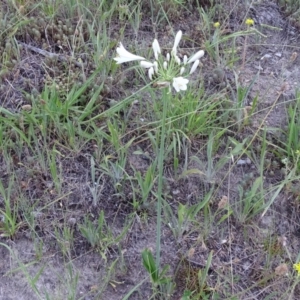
[[68, 217, 77, 226], [260, 53, 272, 60], [237, 158, 251, 166]]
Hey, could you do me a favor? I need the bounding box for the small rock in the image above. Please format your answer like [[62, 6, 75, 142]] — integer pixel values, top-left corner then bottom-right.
[[31, 211, 44, 218], [21, 104, 32, 111], [237, 158, 251, 166], [260, 216, 273, 228], [275, 263, 288, 276], [254, 65, 263, 71], [282, 70, 291, 78], [172, 189, 180, 195], [68, 217, 77, 226], [260, 54, 272, 60], [243, 261, 251, 271]]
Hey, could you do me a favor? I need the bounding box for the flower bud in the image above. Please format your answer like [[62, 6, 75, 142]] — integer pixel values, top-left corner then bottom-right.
[[189, 59, 200, 74], [180, 66, 185, 75], [140, 61, 154, 68], [187, 50, 205, 64], [163, 61, 168, 70], [175, 56, 181, 65], [148, 67, 154, 80], [152, 39, 161, 60], [183, 55, 188, 65], [172, 30, 182, 57]]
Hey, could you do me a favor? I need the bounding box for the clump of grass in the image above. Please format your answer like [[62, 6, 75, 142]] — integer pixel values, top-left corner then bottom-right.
[[285, 91, 300, 174], [0, 178, 23, 238], [142, 248, 174, 299]]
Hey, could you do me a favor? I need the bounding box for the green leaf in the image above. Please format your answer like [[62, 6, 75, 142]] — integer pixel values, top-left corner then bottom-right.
[[142, 248, 158, 283]]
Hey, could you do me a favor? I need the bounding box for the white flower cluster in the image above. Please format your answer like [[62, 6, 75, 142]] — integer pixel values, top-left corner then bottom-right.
[[114, 31, 204, 93]]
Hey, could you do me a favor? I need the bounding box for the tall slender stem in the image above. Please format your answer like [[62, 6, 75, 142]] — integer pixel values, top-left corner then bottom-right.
[[155, 87, 169, 269]]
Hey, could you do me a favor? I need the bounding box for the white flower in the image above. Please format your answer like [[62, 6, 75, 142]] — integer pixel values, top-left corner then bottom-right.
[[180, 66, 185, 75], [140, 61, 154, 68], [152, 39, 161, 60], [187, 50, 205, 64], [175, 56, 181, 65], [163, 61, 168, 70], [189, 59, 200, 74], [172, 30, 182, 56], [166, 53, 170, 62], [148, 67, 154, 80], [114, 42, 146, 64], [183, 55, 188, 65], [172, 77, 189, 92]]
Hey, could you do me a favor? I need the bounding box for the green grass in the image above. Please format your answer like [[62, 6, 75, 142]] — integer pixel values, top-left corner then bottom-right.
[[1, 0, 300, 299]]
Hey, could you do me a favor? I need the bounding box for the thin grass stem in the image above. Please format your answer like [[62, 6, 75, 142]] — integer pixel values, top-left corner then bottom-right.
[[155, 87, 169, 269]]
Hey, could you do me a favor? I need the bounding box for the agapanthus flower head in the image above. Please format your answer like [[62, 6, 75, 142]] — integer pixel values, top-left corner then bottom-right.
[[114, 29, 204, 93]]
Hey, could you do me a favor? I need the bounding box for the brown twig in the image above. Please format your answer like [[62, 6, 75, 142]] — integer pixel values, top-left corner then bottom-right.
[[18, 41, 84, 68]]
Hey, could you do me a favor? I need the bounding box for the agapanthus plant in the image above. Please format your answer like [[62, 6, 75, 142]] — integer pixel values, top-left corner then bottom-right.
[[114, 30, 204, 92], [113, 30, 204, 270]]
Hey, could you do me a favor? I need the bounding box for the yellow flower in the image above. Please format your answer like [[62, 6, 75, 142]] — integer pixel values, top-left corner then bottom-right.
[[293, 262, 300, 276], [214, 22, 220, 28], [245, 18, 254, 26]]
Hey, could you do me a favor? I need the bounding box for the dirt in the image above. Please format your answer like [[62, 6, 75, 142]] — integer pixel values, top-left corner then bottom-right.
[[1, 0, 300, 299]]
